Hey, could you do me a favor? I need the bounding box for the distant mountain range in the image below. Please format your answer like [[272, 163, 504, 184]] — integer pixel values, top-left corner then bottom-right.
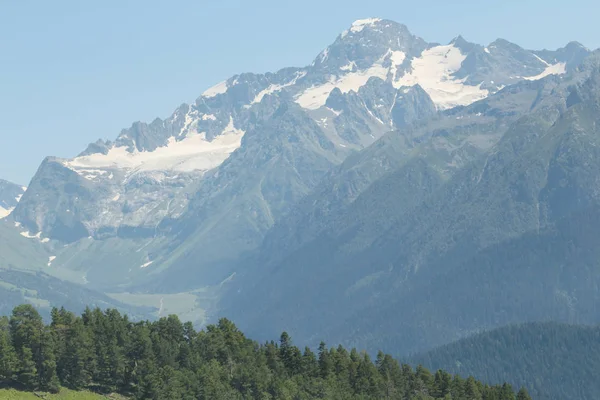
[[0, 179, 25, 219], [1, 18, 599, 363]]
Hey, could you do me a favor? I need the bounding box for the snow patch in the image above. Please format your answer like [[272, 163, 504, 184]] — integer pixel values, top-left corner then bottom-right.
[[340, 61, 356, 72], [532, 54, 550, 66], [523, 62, 566, 81], [140, 261, 153, 269], [73, 169, 109, 180], [20, 231, 42, 240], [295, 55, 391, 110], [320, 48, 329, 63], [388, 50, 407, 81], [394, 44, 489, 109], [202, 114, 217, 121], [251, 71, 307, 105], [47, 256, 56, 267], [112, 193, 121, 202], [317, 118, 329, 128], [363, 101, 385, 125], [15, 194, 23, 202], [65, 117, 245, 174], [0, 206, 13, 219], [484, 47, 490, 54], [327, 107, 342, 116], [202, 80, 228, 98], [178, 107, 199, 137]]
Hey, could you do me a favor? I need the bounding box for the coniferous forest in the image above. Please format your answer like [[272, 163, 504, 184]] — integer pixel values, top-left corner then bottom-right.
[[0, 305, 532, 400], [411, 322, 600, 400]]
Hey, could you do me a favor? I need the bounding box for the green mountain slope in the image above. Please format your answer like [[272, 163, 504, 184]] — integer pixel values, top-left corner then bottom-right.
[[411, 322, 600, 400], [223, 53, 600, 355], [0, 220, 154, 320]]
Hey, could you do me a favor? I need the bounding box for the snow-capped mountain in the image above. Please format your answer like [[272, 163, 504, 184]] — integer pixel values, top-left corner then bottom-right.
[[13, 19, 577, 241], [0, 179, 26, 219], [4, 18, 591, 322]]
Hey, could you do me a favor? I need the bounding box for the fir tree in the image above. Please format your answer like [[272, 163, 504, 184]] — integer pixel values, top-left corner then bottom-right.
[[516, 387, 532, 400], [0, 321, 17, 382]]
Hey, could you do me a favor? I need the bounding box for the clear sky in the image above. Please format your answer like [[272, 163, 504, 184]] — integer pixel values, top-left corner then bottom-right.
[[1, 0, 598, 185]]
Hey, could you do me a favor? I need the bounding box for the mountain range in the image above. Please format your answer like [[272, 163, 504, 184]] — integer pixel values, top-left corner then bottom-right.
[[0, 179, 25, 219], [1, 17, 599, 363]]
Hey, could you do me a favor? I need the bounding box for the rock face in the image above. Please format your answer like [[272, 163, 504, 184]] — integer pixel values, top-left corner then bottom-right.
[[222, 52, 600, 356], [3, 19, 593, 332]]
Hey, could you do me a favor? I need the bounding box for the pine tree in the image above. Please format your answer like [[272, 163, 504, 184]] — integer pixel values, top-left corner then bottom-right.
[[318, 342, 333, 379], [38, 327, 60, 392], [354, 352, 381, 396], [465, 376, 483, 400], [278, 332, 302, 376], [301, 346, 318, 377], [9, 304, 44, 351], [0, 322, 17, 382], [376, 351, 399, 399], [433, 369, 452, 398], [10, 305, 49, 391], [61, 319, 94, 389], [500, 382, 516, 400], [16, 347, 37, 390], [516, 387, 532, 400]]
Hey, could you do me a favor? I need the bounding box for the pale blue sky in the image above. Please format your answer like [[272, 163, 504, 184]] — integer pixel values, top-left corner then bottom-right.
[[1, 0, 598, 185]]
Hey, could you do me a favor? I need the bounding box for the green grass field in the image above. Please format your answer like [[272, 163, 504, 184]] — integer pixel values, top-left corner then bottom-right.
[[0, 388, 126, 399]]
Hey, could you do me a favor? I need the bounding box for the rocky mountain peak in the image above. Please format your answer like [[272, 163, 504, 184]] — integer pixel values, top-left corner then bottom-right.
[[449, 35, 478, 53], [313, 18, 428, 72]]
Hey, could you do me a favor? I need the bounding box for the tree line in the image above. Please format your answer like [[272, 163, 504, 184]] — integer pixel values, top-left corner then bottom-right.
[[0, 304, 532, 399]]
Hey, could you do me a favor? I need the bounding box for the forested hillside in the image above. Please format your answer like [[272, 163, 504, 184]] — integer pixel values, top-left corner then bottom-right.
[[0, 305, 530, 399], [412, 322, 600, 400]]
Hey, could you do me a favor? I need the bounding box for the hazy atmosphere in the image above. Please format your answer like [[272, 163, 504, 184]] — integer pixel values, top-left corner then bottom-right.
[[2, 1, 600, 399]]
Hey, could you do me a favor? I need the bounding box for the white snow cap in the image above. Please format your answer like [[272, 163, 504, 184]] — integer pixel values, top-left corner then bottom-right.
[[341, 18, 382, 38], [295, 50, 405, 110], [295, 43, 489, 111], [350, 18, 382, 33], [202, 80, 228, 98], [393, 44, 488, 109]]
